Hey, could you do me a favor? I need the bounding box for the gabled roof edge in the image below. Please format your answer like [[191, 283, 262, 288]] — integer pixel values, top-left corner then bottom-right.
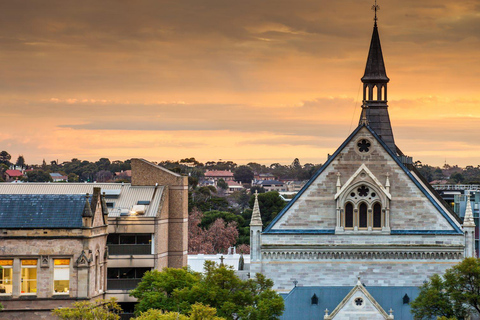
[[264, 124, 463, 234], [364, 126, 463, 234], [263, 125, 365, 233]]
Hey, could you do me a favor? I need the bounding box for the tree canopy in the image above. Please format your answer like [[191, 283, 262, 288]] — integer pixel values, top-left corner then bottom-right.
[[234, 165, 254, 184], [130, 262, 284, 320], [52, 298, 121, 320], [410, 258, 480, 319], [133, 303, 225, 320]]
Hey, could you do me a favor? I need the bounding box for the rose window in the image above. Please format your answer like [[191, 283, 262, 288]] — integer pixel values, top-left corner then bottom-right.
[[357, 139, 371, 152], [357, 186, 369, 197], [354, 297, 364, 306]]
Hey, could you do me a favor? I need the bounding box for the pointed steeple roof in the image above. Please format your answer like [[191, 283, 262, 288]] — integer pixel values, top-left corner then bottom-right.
[[361, 21, 389, 83], [250, 191, 263, 226]]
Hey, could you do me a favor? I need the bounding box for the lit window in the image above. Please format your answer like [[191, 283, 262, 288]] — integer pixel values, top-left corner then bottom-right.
[[0, 260, 13, 295], [54, 259, 70, 294], [21, 259, 37, 295]]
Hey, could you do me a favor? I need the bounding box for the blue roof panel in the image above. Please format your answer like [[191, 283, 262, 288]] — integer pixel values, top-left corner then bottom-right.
[[0, 194, 86, 229], [281, 286, 419, 320]]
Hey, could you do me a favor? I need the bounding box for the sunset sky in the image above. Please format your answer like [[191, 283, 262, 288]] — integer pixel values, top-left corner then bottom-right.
[[1, 0, 479, 167]]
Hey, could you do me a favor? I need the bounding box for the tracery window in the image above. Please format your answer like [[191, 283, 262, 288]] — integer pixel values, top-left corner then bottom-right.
[[345, 203, 354, 228], [359, 203, 368, 228], [339, 183, 386, 231], [373, 203, 382, 228]]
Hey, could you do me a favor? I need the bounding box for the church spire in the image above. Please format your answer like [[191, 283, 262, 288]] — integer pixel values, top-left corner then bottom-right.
[[359, 2, 396, 153]]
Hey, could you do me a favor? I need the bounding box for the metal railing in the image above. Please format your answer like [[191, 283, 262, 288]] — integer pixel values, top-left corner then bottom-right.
[[433, 185, 480, 191], [107, 244, 151, 255]]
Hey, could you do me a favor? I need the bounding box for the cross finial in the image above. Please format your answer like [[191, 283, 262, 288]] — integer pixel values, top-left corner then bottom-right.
[[219, 255, 225, 265], [372, 0, 379, 26]]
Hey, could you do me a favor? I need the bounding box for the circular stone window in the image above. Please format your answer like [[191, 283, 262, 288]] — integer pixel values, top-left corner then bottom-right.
[[357, 139, 372, 153], [354, 297, 364, 308]]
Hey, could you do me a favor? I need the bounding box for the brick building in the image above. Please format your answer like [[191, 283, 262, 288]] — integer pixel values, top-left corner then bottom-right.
[[0, 190, 108, 319], [0, 159, 188, 318]]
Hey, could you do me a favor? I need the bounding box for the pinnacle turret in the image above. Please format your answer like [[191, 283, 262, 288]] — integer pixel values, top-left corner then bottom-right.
[[250, 191, 263, 227], [464, 193, 475, 227]]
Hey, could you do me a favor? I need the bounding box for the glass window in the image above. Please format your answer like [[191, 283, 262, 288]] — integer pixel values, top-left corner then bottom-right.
[[345, 203, 353, 228], [21, 259, 37, 295], [135, 268, 151, 279], [107, 234, 120, 245], [107, 268, 120, 279], [136, 235, 151, 245], [54, 259, 70, 294], [0, 260, 13, 295], [359, 203, 368, 228], [119, 268, 135, 279], [373, 203, 382, 228], [119, 235, 135, 245]]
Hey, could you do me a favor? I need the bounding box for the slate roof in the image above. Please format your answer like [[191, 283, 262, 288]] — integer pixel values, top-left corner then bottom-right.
[[361, 22, 389, 83], [0, 183, 164, 218], [280, 286, 419, 320], [0, 194, 87, 228], [259, 180, 284, 186]]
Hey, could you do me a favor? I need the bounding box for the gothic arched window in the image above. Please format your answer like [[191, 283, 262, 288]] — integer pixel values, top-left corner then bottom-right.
[[345, 203, 354, 228], [373, 203, 382, 228], [359, 203, 368, 228]]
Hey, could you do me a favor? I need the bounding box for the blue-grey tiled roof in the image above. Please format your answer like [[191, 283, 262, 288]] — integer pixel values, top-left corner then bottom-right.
[[281, 286, 419, 320], [0, 194, 87, 228]]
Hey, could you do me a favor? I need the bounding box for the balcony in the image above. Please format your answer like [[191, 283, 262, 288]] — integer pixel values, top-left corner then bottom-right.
[[107, 279, 142, 291], [108, 244, 151, 255]]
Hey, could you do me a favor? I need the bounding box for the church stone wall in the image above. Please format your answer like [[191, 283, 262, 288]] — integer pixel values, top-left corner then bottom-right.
[[255, 260, 461, 292]]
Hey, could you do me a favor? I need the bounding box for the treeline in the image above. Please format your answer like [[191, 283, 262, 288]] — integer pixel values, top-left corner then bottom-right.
[[0, 150, 131, 182], [415, 161, 480, 184]]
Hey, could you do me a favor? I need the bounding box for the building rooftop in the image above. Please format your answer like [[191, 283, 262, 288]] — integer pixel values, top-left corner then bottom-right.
[[0, 183, 164, 218], [5, 169, 23, 177], [0, 194, 87, 228], [205, 170, 234, 177]]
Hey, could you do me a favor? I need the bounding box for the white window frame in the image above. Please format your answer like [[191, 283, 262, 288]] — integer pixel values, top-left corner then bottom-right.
[[0, 259, 13, 295], [53, 259, 70, 295], [20, 259, 38, 296]]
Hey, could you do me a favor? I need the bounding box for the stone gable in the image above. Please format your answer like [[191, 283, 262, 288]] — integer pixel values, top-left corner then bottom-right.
[[269, 126, 459, 232]]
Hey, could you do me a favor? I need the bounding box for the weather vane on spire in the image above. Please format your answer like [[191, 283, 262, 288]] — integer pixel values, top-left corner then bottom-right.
[[372, 0, 379, 25]]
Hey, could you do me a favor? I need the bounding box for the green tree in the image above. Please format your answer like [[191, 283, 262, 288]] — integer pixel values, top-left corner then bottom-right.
[[15, 155, 25, 169], [25, 170, 53, 182], [234, 165, 254, 184], [52, 298, 122, 319], [217, 178, 228, 190], [410, 258, 480, 319], [133, 303, 225, 320], [0, 151, 11, 166], [130, 262, 284, 320]]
